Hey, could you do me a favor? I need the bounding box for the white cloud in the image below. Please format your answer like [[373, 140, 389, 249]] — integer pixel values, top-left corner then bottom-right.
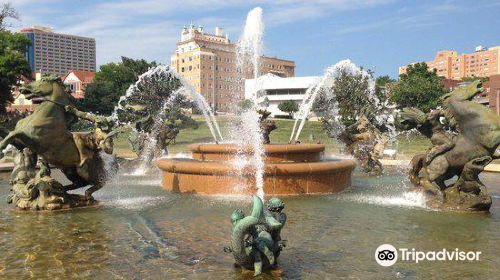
[[88, 22, 180, 66], [266, 5, 325, 26], [333, 1, 465, 35], [9, 0, 401, 66]]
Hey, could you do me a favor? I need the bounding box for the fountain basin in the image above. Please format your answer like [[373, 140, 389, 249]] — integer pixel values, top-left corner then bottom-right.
[[157, 143, 356, 195], [190, 143, 324, 162]]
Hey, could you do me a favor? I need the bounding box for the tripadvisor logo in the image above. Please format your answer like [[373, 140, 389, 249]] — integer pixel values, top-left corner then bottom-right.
[[375, 244, 481, 267], [375, 244, 397, 266]]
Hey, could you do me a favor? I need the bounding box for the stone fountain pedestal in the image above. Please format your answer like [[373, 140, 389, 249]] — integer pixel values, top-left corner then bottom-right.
[[157, 143, 356, 196]]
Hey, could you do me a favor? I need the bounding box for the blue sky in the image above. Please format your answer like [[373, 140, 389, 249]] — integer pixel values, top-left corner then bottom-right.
[[5, 0, 500, 78]]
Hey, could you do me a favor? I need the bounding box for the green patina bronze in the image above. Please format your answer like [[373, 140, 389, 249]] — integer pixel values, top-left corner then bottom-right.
[[128, 115, 179, 163], [0, 75, 117, 210], [225, 196, 286, 276], [258, 109, 277, 144], [395, 81, 500, 211], [337, 115, 385, 175]]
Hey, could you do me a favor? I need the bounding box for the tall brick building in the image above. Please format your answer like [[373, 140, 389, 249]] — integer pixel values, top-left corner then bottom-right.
[[399, 46, 500, 80], [170, 24, 295, 112]]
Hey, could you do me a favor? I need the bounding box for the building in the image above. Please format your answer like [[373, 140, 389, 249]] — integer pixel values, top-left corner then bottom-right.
[[9, 73, 44, 113], [485, 74, 500, 114], [426, 75, 500, 114], [399, 46, 500, 80], [62, 70, 95, 99], [245, 74, 324, 118], [441, 79, 461, 92], [170, 24, 295, 112], [19, 26, 96, 76]]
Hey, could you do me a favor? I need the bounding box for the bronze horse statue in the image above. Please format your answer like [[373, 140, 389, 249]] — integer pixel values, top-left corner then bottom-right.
[[396, 81, 500, 211], [0, 76, 114, 208]]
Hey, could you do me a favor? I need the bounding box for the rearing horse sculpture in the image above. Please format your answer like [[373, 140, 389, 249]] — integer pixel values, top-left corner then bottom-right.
[[396, 81, 500, 211], [0, 76, 114, 209]]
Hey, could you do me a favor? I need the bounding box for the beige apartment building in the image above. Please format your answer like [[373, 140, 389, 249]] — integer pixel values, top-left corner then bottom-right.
[[170, 24, 295, 112], [399, 46, 500, 80], [19, 26, 96, 76]]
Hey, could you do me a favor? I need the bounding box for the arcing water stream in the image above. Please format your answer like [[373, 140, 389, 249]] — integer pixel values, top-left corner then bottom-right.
[[290, 59, 382, 143], [113, 65, 223, 143]]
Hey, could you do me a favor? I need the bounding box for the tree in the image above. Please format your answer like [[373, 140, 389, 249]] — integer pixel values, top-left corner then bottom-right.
[[375, 75, 396, 104], [390, 62, 444, 113], [78, 56, 157, 114], [460, 76, 489, 83], [237, 99, 253, 113], [278, 100, 298, 118], [0, 3, 19, 31], [0, 4, 31, 114], [317, 66, 379, 128], [114, 64, 196, 130], [121, 56, 158, 79], [77, 81, 116, 115]]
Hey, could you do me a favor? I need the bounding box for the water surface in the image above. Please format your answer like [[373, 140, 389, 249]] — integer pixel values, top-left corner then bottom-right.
[[0, 169, 498, 279]]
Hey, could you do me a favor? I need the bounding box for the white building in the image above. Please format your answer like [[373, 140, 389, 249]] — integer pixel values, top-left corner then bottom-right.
[[62, 70, 95, 99], [245, 74, 320, 118]]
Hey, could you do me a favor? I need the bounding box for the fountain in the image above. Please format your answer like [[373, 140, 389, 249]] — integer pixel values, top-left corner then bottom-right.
[[2, 4, 500, 280], [157, 143, 355, 195], [114, 65, 223, 146], [156, 7, 356, 196], [303, 60, 395, 175]]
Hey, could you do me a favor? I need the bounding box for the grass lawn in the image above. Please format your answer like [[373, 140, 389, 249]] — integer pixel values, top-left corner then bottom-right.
[[113, 116, 432, 159]]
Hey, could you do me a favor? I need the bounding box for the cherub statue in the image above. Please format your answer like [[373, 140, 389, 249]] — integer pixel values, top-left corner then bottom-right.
[[226, 196, 286, 276]]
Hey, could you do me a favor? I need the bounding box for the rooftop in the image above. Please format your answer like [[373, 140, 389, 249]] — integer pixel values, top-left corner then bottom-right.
[[62, 70, 95, 83]]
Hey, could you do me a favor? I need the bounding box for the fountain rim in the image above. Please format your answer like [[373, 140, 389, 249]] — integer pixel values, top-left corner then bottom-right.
[[188, 143, 326, 154], [157, 157, 356, 176]]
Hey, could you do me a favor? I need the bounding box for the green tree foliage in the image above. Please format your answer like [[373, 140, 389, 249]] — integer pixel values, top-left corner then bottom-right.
[[0, 3, 31, 113], [390, 62, 445, 113], [278, 100, 298, 118], [318, 66, 378, 128], [121, 56, 158, 79], [77, 56, 157, 114], [113, 65, 197, 133], [164, 94, 198, 130], [460, 76, 489, 83], [237, 99, 253, 113], [0, 3, 19, 31], [375, 75, 395, 104], [77, 82, 117, 115], [375, 75, 396, 86]]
